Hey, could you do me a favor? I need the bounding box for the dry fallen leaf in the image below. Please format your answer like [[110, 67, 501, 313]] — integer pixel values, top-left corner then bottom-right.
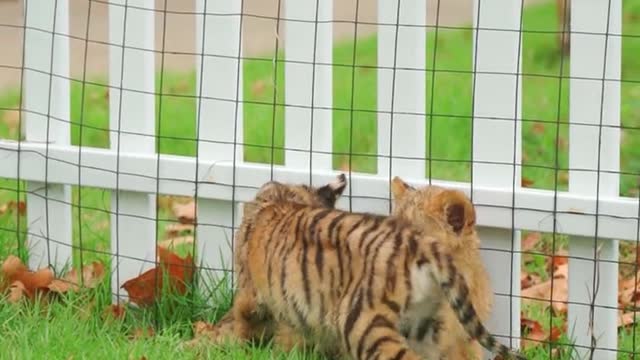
[[7, 281, 26, 303], [521, 316, 565, 349], [548, 251, 568, 270], [1, 255, 27, 281], [102, 304, 127, 322], [172, 200, 196, 224], [121, 247, 195, 306], [185, 320, 227, 347], [129, 327, 155, 340], [0, 201, 26, 217], [521, 273, 541, 290], [522, 232, 541, 252], [619, 311, 638, 328], [521, 177, 535, 188], [522, 264, 568, 313], [521, 317, 546, 348], [250, 79, 267, 97], [12, 267, 54, 300], [48, 261, 106, 293], [531, 123, 545, 135]]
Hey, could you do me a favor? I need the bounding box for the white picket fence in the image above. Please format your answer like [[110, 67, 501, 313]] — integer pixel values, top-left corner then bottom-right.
[[0, 0, 628, 358]]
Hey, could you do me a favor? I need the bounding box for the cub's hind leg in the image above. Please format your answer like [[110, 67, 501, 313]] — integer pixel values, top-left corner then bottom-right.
[[340, 306, 421, 360], [193, 287, 272, 346], [230, 287, 274, 343]]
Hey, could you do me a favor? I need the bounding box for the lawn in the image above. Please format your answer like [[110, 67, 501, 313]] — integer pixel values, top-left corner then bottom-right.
[[1, 0, 640, 358]]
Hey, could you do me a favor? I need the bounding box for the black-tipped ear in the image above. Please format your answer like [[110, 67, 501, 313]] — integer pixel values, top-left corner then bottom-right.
[[330, 173, 347, 195], [315, 174, 347, 207], [446, 203, 465, 235]]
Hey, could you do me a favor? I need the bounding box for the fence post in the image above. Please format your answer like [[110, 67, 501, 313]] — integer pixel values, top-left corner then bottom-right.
[[376, 0, 426, 179], [194, 0, 243, 291], [567, 0, 621, 358], [23, 0, 72, 272], [471, 0, 522, 355], [284, 0, 333, 172], [108, 0, 157, 302]]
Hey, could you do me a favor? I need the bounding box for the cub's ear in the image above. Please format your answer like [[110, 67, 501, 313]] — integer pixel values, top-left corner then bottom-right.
[[315, 173, 347, 206], [429, 189, 475, 235], [391, 176, 415, 200]]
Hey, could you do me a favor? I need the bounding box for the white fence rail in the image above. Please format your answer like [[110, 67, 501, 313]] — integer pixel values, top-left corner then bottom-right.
[[1, 0, 628, 358]]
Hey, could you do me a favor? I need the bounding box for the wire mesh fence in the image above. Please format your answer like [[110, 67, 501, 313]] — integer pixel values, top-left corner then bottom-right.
[[0, 0, 639, 358]]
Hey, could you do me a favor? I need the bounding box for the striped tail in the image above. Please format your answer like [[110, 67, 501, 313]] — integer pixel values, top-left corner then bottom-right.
[[426, 241, 527, 360]]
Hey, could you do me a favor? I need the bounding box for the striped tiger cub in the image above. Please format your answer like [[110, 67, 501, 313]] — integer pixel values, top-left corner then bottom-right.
[[391, 177, 494, 360], [216, 174, 524, 360]]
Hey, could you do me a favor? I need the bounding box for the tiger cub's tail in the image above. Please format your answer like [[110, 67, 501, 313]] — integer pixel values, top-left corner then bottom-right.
[[423, 241, 527, 360]]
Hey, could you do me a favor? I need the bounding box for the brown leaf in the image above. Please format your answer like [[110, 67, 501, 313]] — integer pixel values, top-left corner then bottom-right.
[[522, 232, 541, 251], [121, 247, 195, 306], [15, 201, 26, 216], [558, 171, 569, 185], [7, 281, 26, 303], [619, 311, 638, 328], [172, 200, 196, 224], [103, 304, 127, 322], [2, 255, 27, 280], [522, 276, 568, 313], [129, 327, 155, 340], [185, 320, 221, 347], [521, 273, 541, 290], [10, 267, 54, 300], [556, 137, 568, 150], [521, 177, 535, 188], [548, 251, 568, 270], [553, 263, 568, 279], [2, 256, 55, 301], [618, 273, 640, 308], [48, 261, 106, 293], [521, 317, 546, 349], [521, 316, 565, 349], [250, 80, 267, 97], [193, 320, 216, 336], [532, 123, 545, 135], [0, 201, 26, 217]]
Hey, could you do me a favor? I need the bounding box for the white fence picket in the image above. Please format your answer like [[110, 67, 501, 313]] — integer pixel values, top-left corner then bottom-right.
[[284, 0, 333, 172], [567, 0, 621, 357], [471, 0, 523, 354], [376, 0, 426, 178], [194, 0, 243, 285], [23, 0, 72, 272], [108, 0, 157, 301]]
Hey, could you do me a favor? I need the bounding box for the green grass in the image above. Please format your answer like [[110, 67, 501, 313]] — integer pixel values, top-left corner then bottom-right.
[[2, 0, 640, 358]]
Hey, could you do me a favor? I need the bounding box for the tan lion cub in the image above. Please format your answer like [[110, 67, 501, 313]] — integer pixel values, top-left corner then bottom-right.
[[391, 177, 494, 360]]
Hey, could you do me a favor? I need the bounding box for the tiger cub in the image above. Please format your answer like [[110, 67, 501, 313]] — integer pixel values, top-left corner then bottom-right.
[[194, 175, 348, 348], [391, 177, 493, 360], [219, 176, 525, 360]]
